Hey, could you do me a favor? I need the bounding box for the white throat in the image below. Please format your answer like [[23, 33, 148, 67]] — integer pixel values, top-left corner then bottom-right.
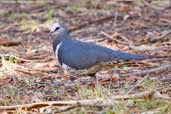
[[55, 41, 63, 64]]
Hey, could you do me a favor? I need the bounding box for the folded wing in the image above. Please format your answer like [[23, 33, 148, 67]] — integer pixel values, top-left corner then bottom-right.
[[58, 39, 147, 69]]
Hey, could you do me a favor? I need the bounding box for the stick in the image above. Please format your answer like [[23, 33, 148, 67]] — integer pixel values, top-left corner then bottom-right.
[[50, 106, 76, 113], [69, 14, 124, 32], [0, 54, 31, 62], [148, 30, 171, 43], [123, 64, 171, 76], [1, 90, 169, 111], [100, 31, 128, 45], [0, 38, 21, 46], [126, 76, 149, 94], [0, 99, 115, 111], [112, 90, 154, 100]]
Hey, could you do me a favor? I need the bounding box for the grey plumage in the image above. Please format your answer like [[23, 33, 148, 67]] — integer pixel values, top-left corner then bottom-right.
[[57, 39, 146, 69], [50, 23, 147, 76]]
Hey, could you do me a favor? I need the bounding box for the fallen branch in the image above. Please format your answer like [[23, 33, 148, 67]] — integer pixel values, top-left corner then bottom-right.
[[0, 99, 116, 111], [1, 90, 169, 111]]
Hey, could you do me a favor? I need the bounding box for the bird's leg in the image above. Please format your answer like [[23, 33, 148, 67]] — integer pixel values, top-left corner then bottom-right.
[[108, 70, 113, 89], [95, 75, 100, 85], [63, 70, 70, 80], [63, 70, 78, 81], [90, 73, 99, 85], [69, 75, 77, 81]]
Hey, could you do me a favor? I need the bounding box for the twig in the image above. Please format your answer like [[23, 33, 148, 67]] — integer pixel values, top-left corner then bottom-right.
[[153, 91, 171, 100], [144, 0, 171, 11], [113, 90, 171, 101], [126, 76, 149, 94], [0, 38, 21, 46], [0, 58, 55, 76], [148, 30, 171, 43], [129, 45, 157, 51], [112, 90, 154, 100], [53, 106, 76, 113], [0, 54, 31, 62], [40, 105, 76, 113], [123, 64, 171, 76], [69, 14, 124, 32], [0, 23, 19, 33], [141, 110, 159, 114], [100, 31, 128, 45]]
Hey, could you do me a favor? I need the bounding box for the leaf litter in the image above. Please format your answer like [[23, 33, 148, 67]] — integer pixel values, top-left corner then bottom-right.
[[0, 0, 171, 113]]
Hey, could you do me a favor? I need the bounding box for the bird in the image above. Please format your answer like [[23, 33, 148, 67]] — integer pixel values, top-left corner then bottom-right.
[[49, 23, 148, 79]]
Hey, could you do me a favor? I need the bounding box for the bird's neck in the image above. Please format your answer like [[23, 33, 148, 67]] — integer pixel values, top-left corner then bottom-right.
[[52, 32, 69, 53]]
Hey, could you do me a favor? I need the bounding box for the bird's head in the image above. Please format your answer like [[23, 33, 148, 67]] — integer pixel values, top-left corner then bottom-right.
[[49, 23, 70, 51], [49, 23, 69, 36]]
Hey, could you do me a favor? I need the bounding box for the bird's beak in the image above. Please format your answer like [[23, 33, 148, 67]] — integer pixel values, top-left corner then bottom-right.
[[48, 31, 55, 37], [48, 31, 59, 41]]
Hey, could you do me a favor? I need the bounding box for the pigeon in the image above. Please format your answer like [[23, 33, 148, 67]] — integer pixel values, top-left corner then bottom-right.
[[49, 23, 147, 78]]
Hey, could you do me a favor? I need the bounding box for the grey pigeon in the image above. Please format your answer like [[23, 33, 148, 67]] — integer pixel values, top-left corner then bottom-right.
[[49, 23, 147, 77]]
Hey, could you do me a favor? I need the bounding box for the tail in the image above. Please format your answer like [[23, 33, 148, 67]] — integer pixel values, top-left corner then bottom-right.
[[112, 51, 148, 60], [122, 54, 171, 60], [112, 51, 171, 61]]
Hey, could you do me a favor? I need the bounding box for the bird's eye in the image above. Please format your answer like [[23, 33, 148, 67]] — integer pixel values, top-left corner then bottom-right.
[[55, 27, 60, 31]]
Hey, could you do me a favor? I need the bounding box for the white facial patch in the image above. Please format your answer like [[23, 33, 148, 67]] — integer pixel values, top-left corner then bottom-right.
[[55, 41, 63, 63], [50, 23, 60, 32]]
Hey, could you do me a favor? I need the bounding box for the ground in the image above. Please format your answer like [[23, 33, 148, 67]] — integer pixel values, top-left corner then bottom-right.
[[0, 0, 171, 114]]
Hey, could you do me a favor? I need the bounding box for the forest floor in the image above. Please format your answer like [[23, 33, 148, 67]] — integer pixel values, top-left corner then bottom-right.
[[0, 0, 171, 114]]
